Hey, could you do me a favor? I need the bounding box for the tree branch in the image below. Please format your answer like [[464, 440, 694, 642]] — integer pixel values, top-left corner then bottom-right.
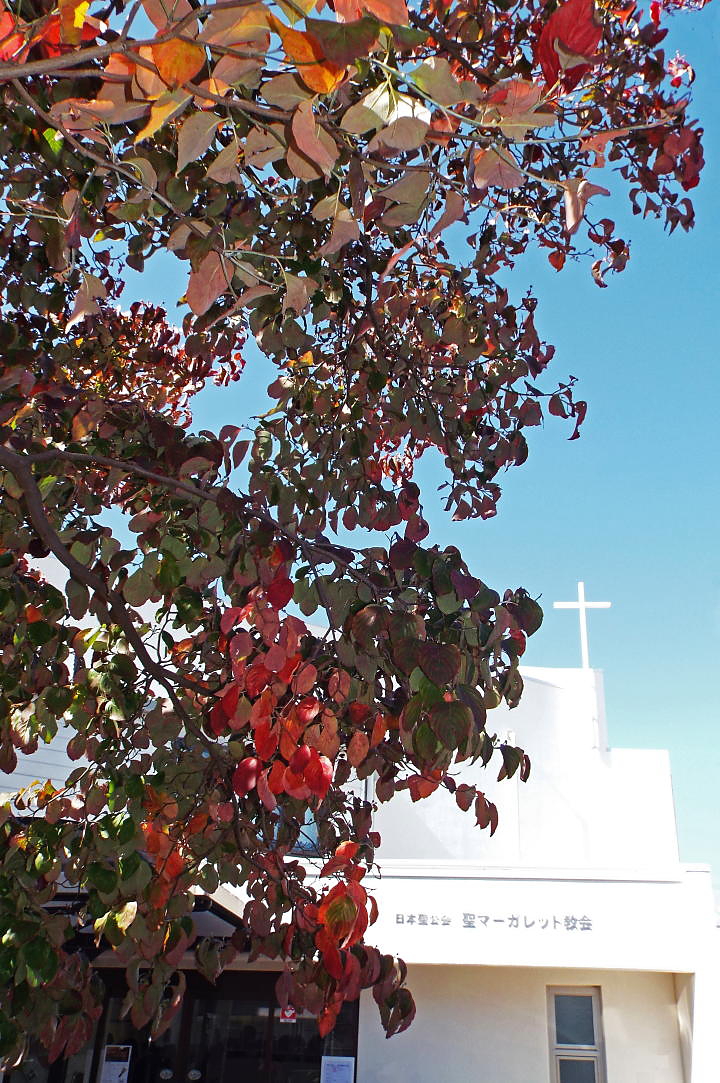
[[27, 446, 379, 597], [0, 444, 210, 708]]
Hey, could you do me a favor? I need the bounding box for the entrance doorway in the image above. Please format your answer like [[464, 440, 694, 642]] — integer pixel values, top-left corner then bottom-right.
[[5, 972, 358, 1083]]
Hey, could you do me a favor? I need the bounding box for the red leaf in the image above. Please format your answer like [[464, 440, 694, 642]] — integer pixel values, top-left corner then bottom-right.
[[232, 757, 260, 796], [471, 148, 523, 192], [429, 190, 467, 239], [264, 641, 287, 673], [417, 642, 461, 687], [535, 0, 602, 89], [297, 696, 321, 724], [291, 100, 338, 178], [254, 720, 279, 761], [291, 662, 317, 695], [370, 713, 388, 748], [257, 768, 278, 811], [347, 731, 370, 768], [0, 10, 28, 61], [283, 766, 311, 800], [186, 251, 230, 315], [455, 783, 476, 812], [318, 1000, 341, 1037], [305, 750, 333, 799], [267, 575, 294, 609], [562, 177, 610, 236], [245, 660, 271, 698]]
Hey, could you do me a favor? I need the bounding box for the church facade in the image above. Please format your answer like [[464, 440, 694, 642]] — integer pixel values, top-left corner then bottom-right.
[[352, 666, 719, 1083], [3, 667, 718, 1083]]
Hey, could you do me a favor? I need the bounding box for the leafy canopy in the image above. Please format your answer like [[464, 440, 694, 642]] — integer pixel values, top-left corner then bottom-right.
[[0, 0, 705, 1063]]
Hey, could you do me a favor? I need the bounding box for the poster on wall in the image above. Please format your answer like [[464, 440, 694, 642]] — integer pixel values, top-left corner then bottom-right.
[[319, 1055, 355, 1083], [100, 1045, 132, 1083]]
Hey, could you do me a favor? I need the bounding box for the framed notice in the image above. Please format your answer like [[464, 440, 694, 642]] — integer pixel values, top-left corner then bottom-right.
[[100, 1045, 132, 1083], [320, 1056, 355, 1083]]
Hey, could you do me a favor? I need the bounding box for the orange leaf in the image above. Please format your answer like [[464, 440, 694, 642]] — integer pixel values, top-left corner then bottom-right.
[[59, 0, 89, 45], [407, 774, 440, 801], [152, 38, 206, 88], [347, 731, 369, 768], [362, 0, 409, 23], [274, 23, 345, 95], [142, 0, 193, 30], [186, 250, 230, 315], [161, 850, 185, 879], [320, 841, 359, 877], [291, 100, 338, 177], [318, 887, 359, 942], [370, 712, 388, 748]]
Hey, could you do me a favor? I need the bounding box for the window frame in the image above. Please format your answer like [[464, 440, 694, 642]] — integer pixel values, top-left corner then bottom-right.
[[546, 986, 606, 1083]]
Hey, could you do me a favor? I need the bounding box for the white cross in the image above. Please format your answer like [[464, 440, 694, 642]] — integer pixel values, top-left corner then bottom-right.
[[553, 581, 611, 669]]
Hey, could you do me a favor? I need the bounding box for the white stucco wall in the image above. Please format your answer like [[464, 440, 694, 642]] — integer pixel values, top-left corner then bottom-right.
[[373, 667, 680, 873], [357, 965, 685, 1083]]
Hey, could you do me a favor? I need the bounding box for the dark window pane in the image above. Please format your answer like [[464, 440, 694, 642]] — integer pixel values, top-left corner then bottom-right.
[[102, 995, 182, 1083], [558, 1058, 597, 1083], [186, 998, 270, 1083], [555, 995, 595, 1046]]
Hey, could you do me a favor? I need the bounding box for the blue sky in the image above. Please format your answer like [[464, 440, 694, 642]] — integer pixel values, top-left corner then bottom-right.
[[128, 1, 720, 889]]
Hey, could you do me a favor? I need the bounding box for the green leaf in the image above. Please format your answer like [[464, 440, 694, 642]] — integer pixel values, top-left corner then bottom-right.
[[386, 23, 428, 50], [115, 901, 138, 932], [498, 744, 523, 780], [401, 692, 424, 731], [305, 15, 380, 66], [410, 58, 463, 106], [428, 699, 472, 750], [115, 816, 137, 846], [457, 684, 487, 730], [436, 592, 462, 615], [87, 862, 118, 896], [412, 721, 438, 761], [43, 129, 64, 154], [123, 569, 153, 608], [26, 622, 54, 647], [409, 669, 443, 707], [21, 939, 58, 985], [471, 583, 501, 611]]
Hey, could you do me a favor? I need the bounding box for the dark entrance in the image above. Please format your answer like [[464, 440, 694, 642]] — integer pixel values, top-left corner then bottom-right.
[[5, 972, 358, 1083]]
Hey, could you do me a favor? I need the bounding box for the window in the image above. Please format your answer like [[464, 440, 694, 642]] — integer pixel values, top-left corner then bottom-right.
[[547, 987, 605, 1083], [290, 808, 320, 856]]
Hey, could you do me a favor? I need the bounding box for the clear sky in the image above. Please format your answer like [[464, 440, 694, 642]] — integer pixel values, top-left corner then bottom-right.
[[128, 1, 720, 893]]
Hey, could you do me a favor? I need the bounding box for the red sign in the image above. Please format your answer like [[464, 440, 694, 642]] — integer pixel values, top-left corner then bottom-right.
[[279, 1006, 297, 1024]]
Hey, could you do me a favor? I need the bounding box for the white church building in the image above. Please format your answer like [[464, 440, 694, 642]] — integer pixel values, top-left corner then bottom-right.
[[2, 592, 718, 1083], [355, 663, 719, 1083]]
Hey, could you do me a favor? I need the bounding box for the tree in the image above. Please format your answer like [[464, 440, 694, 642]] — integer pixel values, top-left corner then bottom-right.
[[0, 0, 706, 1063]]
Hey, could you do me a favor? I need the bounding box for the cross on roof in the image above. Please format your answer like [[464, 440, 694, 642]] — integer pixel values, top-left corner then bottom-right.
[[553, 581, 611, 670]]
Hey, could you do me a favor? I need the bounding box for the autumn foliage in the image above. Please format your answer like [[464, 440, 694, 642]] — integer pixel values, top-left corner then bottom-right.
[[0, 0, 707, 1063]]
